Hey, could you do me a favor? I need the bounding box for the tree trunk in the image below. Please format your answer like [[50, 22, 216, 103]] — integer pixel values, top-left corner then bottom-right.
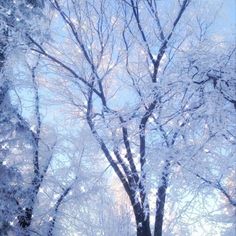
[[133, 204, 152, 236], [154, 160, 170, 236], [136, 217, 152, 236], [154, 185, 167, 236]]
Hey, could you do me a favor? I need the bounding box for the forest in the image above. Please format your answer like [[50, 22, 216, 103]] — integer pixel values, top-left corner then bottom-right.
[[0, 0, 235, 235]]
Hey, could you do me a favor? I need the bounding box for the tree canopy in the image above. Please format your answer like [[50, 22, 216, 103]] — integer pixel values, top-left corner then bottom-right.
[[0, 0, 235, 235]]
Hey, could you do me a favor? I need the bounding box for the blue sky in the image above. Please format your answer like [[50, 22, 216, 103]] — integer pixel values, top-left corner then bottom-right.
[[219, 0, 236, 40]]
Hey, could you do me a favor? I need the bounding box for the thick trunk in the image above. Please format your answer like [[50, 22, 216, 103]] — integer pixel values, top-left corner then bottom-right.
[[133, 203, 152, 236], [136, 217, 152, 236]]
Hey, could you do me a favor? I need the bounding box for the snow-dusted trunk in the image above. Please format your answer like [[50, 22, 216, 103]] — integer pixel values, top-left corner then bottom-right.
[[47, 180, 76, 236], [18, 66, 41, 230], [17, 61, 50, 234]]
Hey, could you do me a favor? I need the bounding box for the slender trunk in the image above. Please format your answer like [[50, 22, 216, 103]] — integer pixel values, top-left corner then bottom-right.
[[154, 185, 167, 236], [47, 185, 72, 236], [154, 160, 170, 236]]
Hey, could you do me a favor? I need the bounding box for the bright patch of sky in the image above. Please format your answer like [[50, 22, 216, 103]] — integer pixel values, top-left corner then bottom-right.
[[216, 0, 236, 41]]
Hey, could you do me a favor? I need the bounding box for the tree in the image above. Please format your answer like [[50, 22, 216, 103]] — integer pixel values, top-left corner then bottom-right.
[[0, 1, 46, 234], [27, 0, 236, 235], [1, 0, 234, 235]]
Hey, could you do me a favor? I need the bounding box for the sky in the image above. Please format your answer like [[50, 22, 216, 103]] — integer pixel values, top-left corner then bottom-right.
[[217, 0, 236, 41]]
